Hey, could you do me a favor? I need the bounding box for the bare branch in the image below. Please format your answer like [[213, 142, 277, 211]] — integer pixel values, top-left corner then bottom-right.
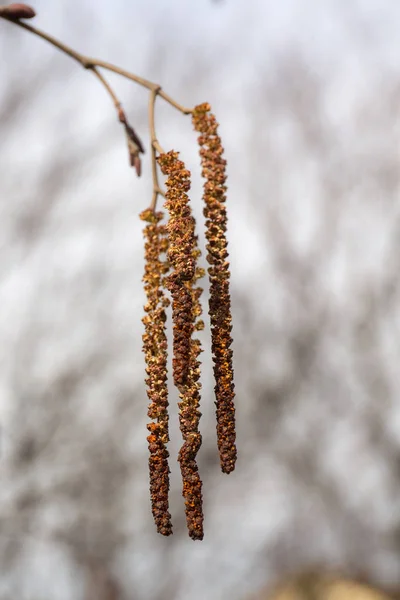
[[0, 9, 192, 113], [0, 3, 192, 197]]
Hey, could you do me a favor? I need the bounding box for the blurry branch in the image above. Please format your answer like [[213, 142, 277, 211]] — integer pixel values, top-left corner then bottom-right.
[[232, 52, 400, 593], [0, 3, 193, 210], [0, 65, 49, 131], [253, 573, 398, 600], [18, 129, 112, 244], [85, 560, 121, 600]]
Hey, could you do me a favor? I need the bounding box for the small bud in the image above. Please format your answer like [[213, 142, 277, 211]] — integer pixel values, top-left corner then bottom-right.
[[125, 122, 145, 154], [131, 153, 141, 177], [117, 107, 126, 124], [1, 3, 36, 19], [122, 120, 144, 177]]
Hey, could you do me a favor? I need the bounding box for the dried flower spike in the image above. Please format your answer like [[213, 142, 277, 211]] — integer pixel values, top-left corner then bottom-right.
[[192, 103, 237, 475], [140, 208, 172, 536], [158, 151, 205, 540]]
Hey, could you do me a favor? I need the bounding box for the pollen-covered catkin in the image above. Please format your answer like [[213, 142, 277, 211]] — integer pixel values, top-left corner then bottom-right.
[[192, 103, 237, 475], [158, 151, 205, 540], [140, 208, 172, 536]]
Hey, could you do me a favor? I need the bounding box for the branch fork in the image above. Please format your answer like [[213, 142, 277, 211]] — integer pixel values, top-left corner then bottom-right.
[[0, 2, 193, 210]]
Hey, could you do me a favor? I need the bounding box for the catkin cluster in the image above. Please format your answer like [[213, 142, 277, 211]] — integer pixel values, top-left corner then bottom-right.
[[0, 0, 236, 542], [192, 103, 237, 475], [141, 104, 237, 540]]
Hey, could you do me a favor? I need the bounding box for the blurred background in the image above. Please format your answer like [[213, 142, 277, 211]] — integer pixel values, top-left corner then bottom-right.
[[1, 0, 400, 598]]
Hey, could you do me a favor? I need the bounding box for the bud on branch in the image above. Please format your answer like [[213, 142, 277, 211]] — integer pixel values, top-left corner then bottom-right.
[[0, 3, 36, 19]]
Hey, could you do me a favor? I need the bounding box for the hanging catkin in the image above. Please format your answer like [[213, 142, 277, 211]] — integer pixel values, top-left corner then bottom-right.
[[158, 151, 205, 540], [140, 208, 172, 536], [192, 103, 237, 475]]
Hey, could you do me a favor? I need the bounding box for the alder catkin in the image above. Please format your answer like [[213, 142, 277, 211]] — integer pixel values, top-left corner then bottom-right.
[[158, 151, 205, 540], [192, 103, 237, 475], [140, 208, 172, 536]]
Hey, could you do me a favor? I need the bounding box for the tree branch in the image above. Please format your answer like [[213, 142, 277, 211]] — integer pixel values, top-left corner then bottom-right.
[[0, 4, 193, 209], [0, 12, 192, 113], [148, 88, 166, 210]]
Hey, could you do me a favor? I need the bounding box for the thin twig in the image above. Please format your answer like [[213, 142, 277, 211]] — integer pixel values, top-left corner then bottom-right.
[[90, 66, 121, 112], [86, 65, 144, 176], [0, 8, 193, 184], [148, 88, 166, 211], [152, 140, 165, 155], [0, 14, 193, 114]]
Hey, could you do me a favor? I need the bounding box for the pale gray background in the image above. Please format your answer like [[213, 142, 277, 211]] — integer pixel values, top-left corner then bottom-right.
[[1, 1, 400, 598]]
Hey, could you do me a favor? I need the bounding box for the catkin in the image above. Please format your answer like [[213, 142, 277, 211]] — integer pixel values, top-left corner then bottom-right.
[[140, 208, 172, 536], [158, 151, 205, 540], [192, 103, 237, 475]]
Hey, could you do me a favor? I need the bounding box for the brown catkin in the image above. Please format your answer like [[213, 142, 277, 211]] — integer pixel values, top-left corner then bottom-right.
[[158, 151, 205, 540], [140, 208, 172, 536], [192, 103, 237, 475]]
